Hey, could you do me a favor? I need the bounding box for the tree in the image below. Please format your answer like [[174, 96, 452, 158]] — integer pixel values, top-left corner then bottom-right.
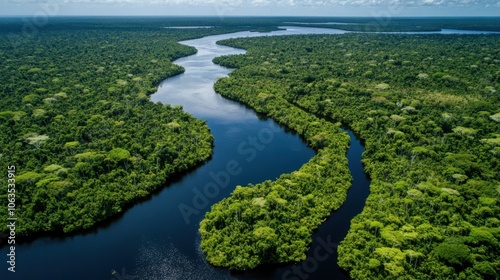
[[433, 240, 471, 266]]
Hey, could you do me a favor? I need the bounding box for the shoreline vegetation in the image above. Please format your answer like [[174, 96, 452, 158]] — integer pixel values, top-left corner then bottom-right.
[[201, 33, 499, 279], [0, 17, 498, 280], [0, 23, 252, 237], [201, 70, 352, 270]]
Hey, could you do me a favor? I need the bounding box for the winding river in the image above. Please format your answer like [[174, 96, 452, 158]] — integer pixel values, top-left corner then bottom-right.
[[3, 26, 498, 280]]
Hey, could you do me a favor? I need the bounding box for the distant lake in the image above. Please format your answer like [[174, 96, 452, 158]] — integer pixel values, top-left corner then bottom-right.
[[284, 21, 361, 25], [163, 26, 215, 29]]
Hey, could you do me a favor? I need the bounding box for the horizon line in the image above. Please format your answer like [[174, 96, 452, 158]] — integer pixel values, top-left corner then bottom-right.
[[1, 15, 499, 18]]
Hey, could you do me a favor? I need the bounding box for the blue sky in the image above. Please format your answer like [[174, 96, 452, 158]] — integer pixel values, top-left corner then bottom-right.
[[1, 0, 499, 16]]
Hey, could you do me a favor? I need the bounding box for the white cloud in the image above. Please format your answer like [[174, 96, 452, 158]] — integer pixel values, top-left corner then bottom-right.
[[1, 0, 497, 16]]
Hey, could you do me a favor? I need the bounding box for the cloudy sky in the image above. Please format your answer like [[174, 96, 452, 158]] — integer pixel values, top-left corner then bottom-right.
[[1, 0, 499, 16]]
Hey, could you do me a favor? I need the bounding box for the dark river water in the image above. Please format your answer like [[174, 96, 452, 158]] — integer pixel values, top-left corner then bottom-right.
[[2, 26, 497, 280]]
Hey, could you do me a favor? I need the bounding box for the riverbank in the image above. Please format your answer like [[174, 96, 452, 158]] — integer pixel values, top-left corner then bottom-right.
[[205, 31, 500, 279]]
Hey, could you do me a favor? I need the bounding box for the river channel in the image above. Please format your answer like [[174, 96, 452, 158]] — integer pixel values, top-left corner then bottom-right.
[[2, 26, 497, 280]]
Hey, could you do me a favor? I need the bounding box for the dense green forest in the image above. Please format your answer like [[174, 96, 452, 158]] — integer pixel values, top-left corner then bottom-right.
[[200, 84, 352, 269], [1, 16, 499, 278], [0, 22, 253, 236], [201, 34, 500, 278]]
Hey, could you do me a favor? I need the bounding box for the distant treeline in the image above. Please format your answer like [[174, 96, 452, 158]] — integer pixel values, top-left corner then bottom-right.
[[1, 16, 499, 34]]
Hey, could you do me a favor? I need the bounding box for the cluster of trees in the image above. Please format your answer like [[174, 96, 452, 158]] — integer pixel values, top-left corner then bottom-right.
[[0, 22, 246, 235], [200, 81, 352, 269], [202, 33, 499, 279], [0, 17, 276, 35]]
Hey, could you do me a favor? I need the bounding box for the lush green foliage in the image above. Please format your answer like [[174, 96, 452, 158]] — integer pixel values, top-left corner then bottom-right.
[[199, 93, 351, 269], [202, 33, 500, 278], [0, 23, 249, 235], [199, 91, 352, 269], [201, 38, 355, 269]]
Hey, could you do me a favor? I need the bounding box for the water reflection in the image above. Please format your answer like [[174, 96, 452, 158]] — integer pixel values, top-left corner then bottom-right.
[[152, 26, 499, 122], [4, 25, 499, 280], [151, 27, 349, 122]]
